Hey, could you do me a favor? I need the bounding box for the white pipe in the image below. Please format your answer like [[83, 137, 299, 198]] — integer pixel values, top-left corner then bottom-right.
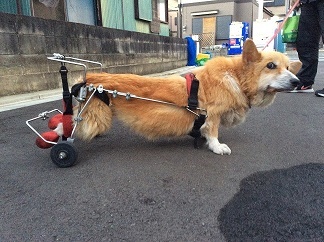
[[258, 0, 264, 20]]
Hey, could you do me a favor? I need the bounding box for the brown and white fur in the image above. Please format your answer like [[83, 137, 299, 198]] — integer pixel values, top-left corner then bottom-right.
[[74, 39, 301, 155]]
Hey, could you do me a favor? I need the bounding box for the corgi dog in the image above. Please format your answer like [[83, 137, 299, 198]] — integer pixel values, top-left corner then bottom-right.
[[73, 39, 301, 155]]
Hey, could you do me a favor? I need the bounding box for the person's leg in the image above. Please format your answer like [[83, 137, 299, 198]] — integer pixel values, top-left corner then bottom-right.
[[314, 0, 324, 96], [296, 2, 321, 87], [317, 0, 324, 43]]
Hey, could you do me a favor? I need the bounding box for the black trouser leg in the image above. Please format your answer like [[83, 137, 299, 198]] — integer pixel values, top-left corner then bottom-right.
[[296, 1, 324, 85]]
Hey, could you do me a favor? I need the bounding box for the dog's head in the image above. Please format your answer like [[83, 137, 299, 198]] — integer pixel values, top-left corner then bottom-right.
[[242, 39, 302, 107]]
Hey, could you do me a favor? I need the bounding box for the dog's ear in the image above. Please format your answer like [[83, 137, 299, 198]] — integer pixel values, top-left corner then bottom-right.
[[288, 60, 302, 75], [242, 39, 261, 64]]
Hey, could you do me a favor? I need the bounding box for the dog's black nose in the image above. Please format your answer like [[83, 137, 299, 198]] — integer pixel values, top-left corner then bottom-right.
[[290, 78, 301, 87]]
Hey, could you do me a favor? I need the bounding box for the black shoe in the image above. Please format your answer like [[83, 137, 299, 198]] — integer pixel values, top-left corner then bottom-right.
[[315, 88, 324, 97], [289, 84, 314, 93]]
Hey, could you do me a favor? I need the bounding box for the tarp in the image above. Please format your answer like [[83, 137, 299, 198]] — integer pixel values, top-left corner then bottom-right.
[[185, 36, 197, 66]]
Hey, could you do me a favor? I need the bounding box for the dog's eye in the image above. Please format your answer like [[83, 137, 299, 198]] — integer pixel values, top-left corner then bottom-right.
[[267, 62, 277, 69]]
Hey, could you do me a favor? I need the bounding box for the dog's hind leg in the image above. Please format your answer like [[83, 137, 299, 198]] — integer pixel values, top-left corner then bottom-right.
[[74, 97, 113, 140]]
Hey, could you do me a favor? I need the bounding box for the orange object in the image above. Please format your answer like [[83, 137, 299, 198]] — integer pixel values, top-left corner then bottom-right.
[[62, 114, 73, 137], [48, 114, 63, 130], [35, 131, 59, 149]]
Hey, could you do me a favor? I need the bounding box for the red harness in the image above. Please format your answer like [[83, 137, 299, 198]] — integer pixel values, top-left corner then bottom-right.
[[185, 73, 195, 96]]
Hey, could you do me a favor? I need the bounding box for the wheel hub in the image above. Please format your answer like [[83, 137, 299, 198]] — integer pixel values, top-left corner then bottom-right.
[[58, 151, 67, 159]]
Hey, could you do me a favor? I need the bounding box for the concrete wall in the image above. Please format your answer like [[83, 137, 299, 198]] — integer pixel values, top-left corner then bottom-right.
[[0, 12, 188, 97]]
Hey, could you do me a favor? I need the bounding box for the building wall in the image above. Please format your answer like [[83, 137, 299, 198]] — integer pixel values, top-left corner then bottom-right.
[[1, 0, 172, 37], [234, 2, 253, 22], [181, 1, 234, 37], [181, 0, 272, 45], [169, 10, 178, 37], [0, 12, 187, 97]]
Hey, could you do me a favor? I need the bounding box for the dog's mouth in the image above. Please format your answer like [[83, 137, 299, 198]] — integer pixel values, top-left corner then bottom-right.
[[266, 85, 295, 93]]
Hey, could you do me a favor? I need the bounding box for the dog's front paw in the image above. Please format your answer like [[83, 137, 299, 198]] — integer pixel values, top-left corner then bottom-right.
[[207, 138, 231, 155], [211, 143, 231, 155]]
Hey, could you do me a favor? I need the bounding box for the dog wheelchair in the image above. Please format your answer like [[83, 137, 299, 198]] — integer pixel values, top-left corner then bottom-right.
[[26, 54, 207, 168], [26, 54, 105, 167]]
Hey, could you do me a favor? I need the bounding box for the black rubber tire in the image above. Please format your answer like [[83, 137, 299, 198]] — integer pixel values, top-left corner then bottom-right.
[[50, 141, 78, 168]]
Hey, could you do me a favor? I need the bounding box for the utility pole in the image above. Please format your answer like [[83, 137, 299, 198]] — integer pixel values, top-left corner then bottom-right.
[[178, 0, 183, 38]]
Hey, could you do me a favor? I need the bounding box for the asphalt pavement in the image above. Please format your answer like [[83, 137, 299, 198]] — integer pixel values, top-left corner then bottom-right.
[[0, 52, 323, 241]]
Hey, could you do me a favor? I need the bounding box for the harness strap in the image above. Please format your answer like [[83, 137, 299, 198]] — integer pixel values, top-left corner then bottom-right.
[[189, 114, 205, 137], [185, 73, 207, 148], [94, 90, 110, 106], [185, 73, 199, 110], [71, 82, 110, 107], [59, 65, 74, 140], [71, 82, 86, 97], [59, 65, 73, 115]]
